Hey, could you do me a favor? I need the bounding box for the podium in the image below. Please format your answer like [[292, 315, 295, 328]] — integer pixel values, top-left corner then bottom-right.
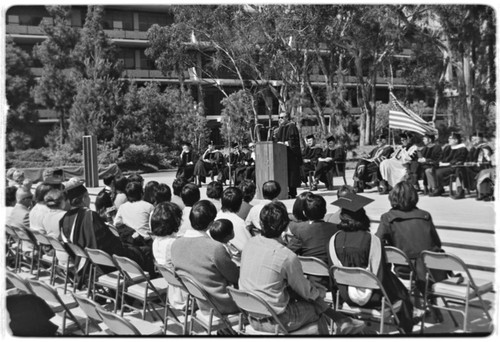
[[255, 142, 288, 200]]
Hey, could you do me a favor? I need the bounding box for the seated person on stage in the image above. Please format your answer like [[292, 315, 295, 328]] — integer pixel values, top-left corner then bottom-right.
[[234, 142, 255, 185], [237, 179, 256, 220], [328, 193, 414, 334], [171, 200, 240, 319], [353, 134, 393, 193], [239, 201, 365, 335], [209, 218, 241, 266], [427, 132, 468, 197], [245, 180, 281, 236], [475, 145, 495, 201], [176, 142, 195, 182], [178, 183, 201, 236], [301, 134, 323, 187], [194, 141, 224, 187], [171, 177, 187, 210], [312, 136, 346, 191], [206, 181, 223, 212], [379, 132, 419, 194], [413, 134, 442, 194], [221, 143, 243, 185], [215, 187, 252, 252]]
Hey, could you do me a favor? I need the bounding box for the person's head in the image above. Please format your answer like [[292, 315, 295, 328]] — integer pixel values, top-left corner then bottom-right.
[[248, 142, 256, 152], [44, 189, 66, 210], [12, 170, 25, 185], [150, 202, 182, 237], [114, 175, 128, 193], [231, 142, 239, 153], [262, 180, 281, 200], [389, 181, 419, 212], [399, 132, 409, 146], [238, 179, 256, 203], [423, 134, 436, 146], [448, 132, 462, 146], [278, 112, 290, 125], [337, 185, 355, 198], [326, 136, 335, 149], [6, 168, 17, 181], [95, 190, 116, 220], [15, 187, 33, 208], [332, 193, 373, 232], [292, 191, 312, 221], [143, 180, 159, 204], [155, 183, 172, 204], [208, 219, 235, 244], [182, 142, 192, 152], [306, 134, 315, 147], [125, 181, 143, 202], [471, 132, 484, 146], [42, 168, 64, 186], [127, 173, 144, 187], [189, 200, 217, 231], [65, 179, 90, 208], [5, 186, 17, 207], [34, 183, 53, 204], [172, 177, 188, 197], [375, 134, 387, 147], [221, 187, 243, 213], [206, 181, 223, 200], [181, 183, 201, 207], [303, 193, 327, 221], [260, 201, 290, 239], [481, 145, 493, 157], [103, 174, 115, 188]]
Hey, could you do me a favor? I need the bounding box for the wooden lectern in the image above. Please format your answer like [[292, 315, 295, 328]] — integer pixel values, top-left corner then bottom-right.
[[255, 142, 288, 200]]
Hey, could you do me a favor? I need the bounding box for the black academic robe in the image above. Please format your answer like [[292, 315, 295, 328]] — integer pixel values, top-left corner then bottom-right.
[[275, 122, 303, 188], [177, 150, 195, 180]]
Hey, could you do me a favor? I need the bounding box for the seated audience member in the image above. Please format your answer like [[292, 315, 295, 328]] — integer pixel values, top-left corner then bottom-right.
[[427, 132, 468, 197], [328, 192, 414, 334], [209, 218, 241, 265], [143, 180, 160, 205], [171, 178, 187, 210], [287, 193, 340, 264], [376, 181, 450, 291], [114, 181, 155, 245], [113, 175, 129, 209], [41, 189, 67, 238], [414, 134, 442, 194], [378, 132, 419, 194], [6, 168, 18, 187], [476, 145, 495, 201], [151, 202, 188, 309], [206, 181, 224, 212], [245, 180, 281, 235], [353, 134, 393, 193], [127, 172, 144, 187], [178, 183, 201, 236], [29, 169, 64, 231], [5, 186, 17, 218], [7, 294, 58, 336], [237, 180, 256, 220], [325, 185, 356, 224], [94, 191, 118, 228], [285, 191, 312, 241], [7, 186, 32, 230], [98, 174, 116, 202], [216, 187, 251, 252], [176, 142, 195, 182], [301, 134, 323, 188], [154, 183, 172, 205], [312, 136, 346, 190], [11, 169, 26, 188], [171, 200, 240, 319], [240, 201, 365, 335]]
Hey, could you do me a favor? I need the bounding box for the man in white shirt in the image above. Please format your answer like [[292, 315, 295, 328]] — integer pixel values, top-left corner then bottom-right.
[[245, 180, 281, 235], [177, 183, 201, 236]]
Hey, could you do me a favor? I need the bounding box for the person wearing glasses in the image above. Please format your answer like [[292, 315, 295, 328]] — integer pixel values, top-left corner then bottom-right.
[[275, 112, 303, 199], [427, 132, 468, 197]]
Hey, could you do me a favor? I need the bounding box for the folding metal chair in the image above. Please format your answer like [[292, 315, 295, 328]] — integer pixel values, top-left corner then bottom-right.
[[176, 272, 239, 335], [95, 305, 163, 335], [46, 236, 74, 293], [155, 263, 192, 334], [31, 230, 55, 280], [113, 255, 170, 324], [71, 293, 108, 335], [6, 270, 34, 294], [227, 287, 320, 335], [27, 279, 85, 335], [5, 225, 20, 270], [65, 242, 91, 294], [420, 251, 493, 332], [330, 265, 404, 334], [11, 226, 37, 274], [384, 246, 417, 297], [298, 256, 334, 306]]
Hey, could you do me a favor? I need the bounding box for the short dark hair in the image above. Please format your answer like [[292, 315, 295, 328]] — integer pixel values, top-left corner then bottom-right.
[[95, 190, 113, 214], [292, 191, 312, 221], [339, 208, 371, 232], [172, 177, 188, 196], [221, 187, 243, 213], [127, 173, 144, 185], [155, 183, 172, 203], [303, 193, 327, 220], [125, 181, 143, 202], [424, 134, 436, 142], [103, 174, 115, 187], [262, 181, 281, 200], [44, 189, 66, 210], [34, 183, 53, 203], [189, 200, 217, 231], [389, 181, 419, 211], [151, 202, 182, 236], [206, 181, 223, 200], [143, 180, 159, 204], [260, 201, 290, 238], [238, 180, 256, 203], [181, 183, 201, 207], [114, 176, 128, 193], [208, 219, 234, 243]]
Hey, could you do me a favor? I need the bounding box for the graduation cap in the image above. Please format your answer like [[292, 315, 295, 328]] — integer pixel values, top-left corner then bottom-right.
[[306, 134, 315, 140], [331, 193, 374, 212], [326, 136, 335, 143]]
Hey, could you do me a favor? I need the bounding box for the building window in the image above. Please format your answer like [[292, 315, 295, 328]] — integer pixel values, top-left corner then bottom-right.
[[118, 48, 135, 69], [103, 9, 133, 30], [138, 12, 171, 31]]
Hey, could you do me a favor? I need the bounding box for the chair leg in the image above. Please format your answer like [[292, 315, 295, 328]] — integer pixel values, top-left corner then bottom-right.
[[477, 294, 493, 322], [441, 297, 460, 327]]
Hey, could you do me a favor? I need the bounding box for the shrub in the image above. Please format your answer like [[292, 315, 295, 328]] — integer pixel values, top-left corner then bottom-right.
[[98, 142, 121, 166], [120, 144, 159, 166]]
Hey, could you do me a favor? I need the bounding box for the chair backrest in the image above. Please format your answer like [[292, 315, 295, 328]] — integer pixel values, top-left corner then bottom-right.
[[72, 293, 103, 323], [384, 246, 411, 266], [46, 236, 67, 253], [298, 256, 330, 277], [113, 255, 147, 282], [11, 226, 36, 244], [31, 230, 52, 246], [95, 305, 141, 335], [6, 270, 33, 294], [227, 287, 288, 333], [66, 242, 89, 259], [27, 278, 64, 305], [85, 248, 117, 269], [176, 272, 225, 318], [420, 251, 472, 284], [330, 265, 382, 290], [5, 225, 18, 239], [155, 263, 184, 289]]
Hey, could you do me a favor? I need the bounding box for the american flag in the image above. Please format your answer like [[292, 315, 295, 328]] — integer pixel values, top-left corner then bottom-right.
[[389, 92, 437, 135]]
